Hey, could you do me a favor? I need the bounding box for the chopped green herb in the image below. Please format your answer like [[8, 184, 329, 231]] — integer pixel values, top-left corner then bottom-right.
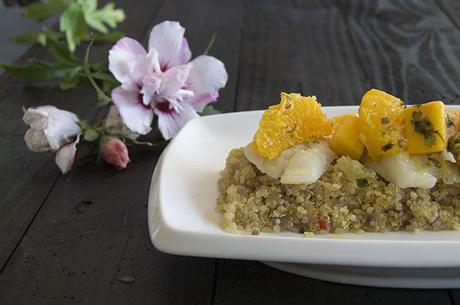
[[382, 142, 394, 151], [447, 117, 455, 128], [381, 117, 390, 124], [356, 178, 369, 187], [115, 276, 136, 284], [411, 111, 439, 147], [428, 157, 441, 168]]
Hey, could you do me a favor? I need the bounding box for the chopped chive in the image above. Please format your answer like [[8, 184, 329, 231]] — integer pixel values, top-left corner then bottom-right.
[[382, 142, 394, 151], [381, 117, 390, 124], [356, 178, 369, 187], [411, 110, 437, 147]]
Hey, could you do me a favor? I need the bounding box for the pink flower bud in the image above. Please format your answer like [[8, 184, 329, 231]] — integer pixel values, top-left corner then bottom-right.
[[102, 138, 130, 170]]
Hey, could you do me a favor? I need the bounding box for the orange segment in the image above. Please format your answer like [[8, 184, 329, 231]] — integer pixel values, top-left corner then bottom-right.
[[252, 92, 333, 159], [358, 89, 404, 161]]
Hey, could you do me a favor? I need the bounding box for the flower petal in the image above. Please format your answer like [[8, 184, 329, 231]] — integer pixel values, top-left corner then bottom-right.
[[23, 106, 51, 129], [112, 86, 154, 135], [109, 37, 147, 91], [189, 91, 219, 113], [148, 21, 191, 70], [43, 107, 81, 150], [154, 102, 198, 140], [159, 64, 191, 97], [173, 38, 192, 66], [55, 135, 79, 174], [186, 55, 228, 111], [24, 128, 50, 152]]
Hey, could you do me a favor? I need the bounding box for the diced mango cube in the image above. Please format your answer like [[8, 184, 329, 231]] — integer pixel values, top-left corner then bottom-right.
[[403, 101, 447, 154], [330, 115, 364, 160], [331, 113, 358, 130], [358, 89, 404, 160]]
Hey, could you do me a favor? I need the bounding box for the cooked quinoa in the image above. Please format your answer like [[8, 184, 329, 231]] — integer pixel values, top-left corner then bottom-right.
[[216, 148, 460, 234]]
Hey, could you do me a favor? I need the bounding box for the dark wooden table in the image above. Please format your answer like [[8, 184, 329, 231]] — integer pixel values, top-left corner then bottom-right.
[[2, 0, 460, 304]]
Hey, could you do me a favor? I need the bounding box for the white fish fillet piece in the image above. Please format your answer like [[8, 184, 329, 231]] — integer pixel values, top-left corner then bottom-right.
[[364, 152, 437, 189], [244, 142, 337, 185], [281, 143, 337, 184], [243, 144, 307, 178]]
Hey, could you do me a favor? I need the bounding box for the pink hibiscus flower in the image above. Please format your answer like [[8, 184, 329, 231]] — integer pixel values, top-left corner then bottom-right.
[[108, 20, 228, 139]]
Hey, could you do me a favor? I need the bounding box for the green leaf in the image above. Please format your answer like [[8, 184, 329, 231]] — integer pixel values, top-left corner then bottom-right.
[[60, 3, 88, 52], [78, 120, 91, 130], [11, 31, 47, 45], [90, 71, 118, 83], [92, 30, 124, 42], [0, 60, 82, 85], [44, 36, 81, 64], [74, 139, 99, 167], [82, 1, 125, 34], [59, 74, 81, 90], [11, 28, 63, 46], [199, 105, 220, 116], [23, 0, 69, 22], [83, 129, 99, 141], [114, 276, 136, 284]]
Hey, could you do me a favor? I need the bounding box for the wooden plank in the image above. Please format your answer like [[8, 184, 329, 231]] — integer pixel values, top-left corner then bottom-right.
[[0, 150, 215, 305], [0, 0, 245, 304], [339, 0, 460, 104], [214, 261, 452, 305], [234, 0, 366, 110]]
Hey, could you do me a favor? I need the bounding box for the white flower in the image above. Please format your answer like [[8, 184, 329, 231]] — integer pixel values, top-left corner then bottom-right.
[[108, 20, 228, 139], [23, 106, 81, 152], [23, 106, 81, 174]]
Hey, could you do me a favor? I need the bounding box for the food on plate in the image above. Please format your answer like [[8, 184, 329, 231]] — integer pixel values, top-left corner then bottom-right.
[[216, 89, 460, 235]]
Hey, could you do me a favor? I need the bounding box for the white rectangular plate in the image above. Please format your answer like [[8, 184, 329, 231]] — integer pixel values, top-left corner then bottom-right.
[[148, 106, 460, 268]]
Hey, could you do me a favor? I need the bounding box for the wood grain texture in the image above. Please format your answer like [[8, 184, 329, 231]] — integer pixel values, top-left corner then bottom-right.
[[214, 261, 452, 305], [339, 0, 460, 104], [0, 0, 246, 304], [215, 0, 456, 303], [0, 0, 162, 271], [2, 0, 460, 304], [0, 150, 215, 305], [234, 0, 365, 111]]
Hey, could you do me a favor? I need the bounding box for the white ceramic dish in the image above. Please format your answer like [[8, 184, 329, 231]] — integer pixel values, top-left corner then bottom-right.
[[148, 106, 460, 288]]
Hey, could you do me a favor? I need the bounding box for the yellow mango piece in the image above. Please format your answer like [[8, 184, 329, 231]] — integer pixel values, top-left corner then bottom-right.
[[358, 89, 404, 160], [330, 113, 358, 130], [403, 101, 447, 154], [330, 115, 364, 160]]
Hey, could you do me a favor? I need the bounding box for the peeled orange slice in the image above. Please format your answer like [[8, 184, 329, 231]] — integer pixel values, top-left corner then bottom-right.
[[252, 92, 333, 159]]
